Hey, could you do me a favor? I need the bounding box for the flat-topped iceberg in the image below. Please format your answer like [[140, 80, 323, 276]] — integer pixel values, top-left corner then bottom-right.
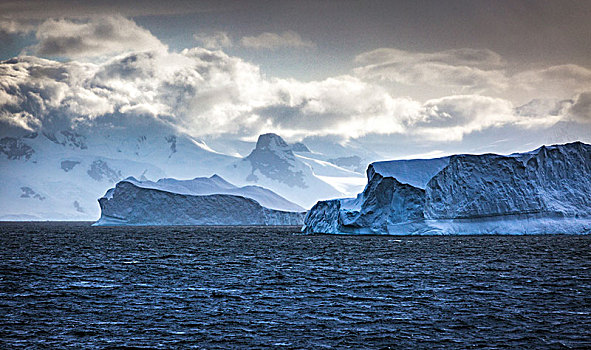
[[303, 142, 591, 235], [94, 175, 305, 226]]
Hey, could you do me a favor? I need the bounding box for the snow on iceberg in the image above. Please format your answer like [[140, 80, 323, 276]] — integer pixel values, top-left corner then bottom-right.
[[303, 142, 591, 235], [94, 175, 305, 226]]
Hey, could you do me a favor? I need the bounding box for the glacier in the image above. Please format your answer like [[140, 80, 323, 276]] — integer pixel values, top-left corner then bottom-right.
[[303, 142, 591, 235], [94, 175, 305, 226]]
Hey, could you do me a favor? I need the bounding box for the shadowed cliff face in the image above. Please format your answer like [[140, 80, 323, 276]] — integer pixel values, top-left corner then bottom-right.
[[244, 133, 307, 188], [304, 142, 591, 235]]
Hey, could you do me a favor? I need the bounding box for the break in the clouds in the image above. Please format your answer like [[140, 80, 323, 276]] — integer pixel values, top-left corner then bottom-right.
[[240, 31, 315, 50], [0, 14, 589, 145], [25, 15, 167, 58]]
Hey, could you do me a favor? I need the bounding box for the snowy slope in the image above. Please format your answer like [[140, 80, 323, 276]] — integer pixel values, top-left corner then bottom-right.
[[0, 120, 237, 220], [303, 142, 591, 235], [94, 177, 304, 226], [370, 157, 451, 189], [1, 124, 366, 219], [221, 133, 365, 209]]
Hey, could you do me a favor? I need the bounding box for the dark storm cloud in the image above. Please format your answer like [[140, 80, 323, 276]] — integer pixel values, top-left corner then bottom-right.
[[0, 0, 243, 19], [3, 1, 590, 68]]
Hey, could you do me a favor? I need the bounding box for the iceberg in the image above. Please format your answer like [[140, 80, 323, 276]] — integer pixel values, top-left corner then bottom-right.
[[303, 142, 591, 235], [94, 175, 305, 226]]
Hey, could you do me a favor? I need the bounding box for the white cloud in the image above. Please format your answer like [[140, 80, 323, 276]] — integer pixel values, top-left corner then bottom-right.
[[0, 36, 584, 143], [193, 31, 232, 50], [354, 48, 507, 93], [354, 47, 591, 107], [355, 48, 505, 68], [240, 31, 314, 50], [513, 64, 591, 99], [28, 15, 167, 58]]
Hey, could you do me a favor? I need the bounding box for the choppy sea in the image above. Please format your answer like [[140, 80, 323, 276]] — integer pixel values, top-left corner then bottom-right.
[[1, 222, 590, 349]]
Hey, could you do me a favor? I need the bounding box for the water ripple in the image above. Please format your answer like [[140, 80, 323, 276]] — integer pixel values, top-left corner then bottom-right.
[[1, 222, 590, 348]]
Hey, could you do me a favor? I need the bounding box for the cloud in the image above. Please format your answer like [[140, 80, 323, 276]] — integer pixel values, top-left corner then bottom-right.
[[354, 48, 507, 93], [513, 64, 591, 97], [355, 48, 505, 68], [240, 31, 315, 50], [193, 31, 232, 49], [568, 92, 591, 123], [0, 1, 241, 19], [0, 42, 582, 143], [28, 15, 167, 58], [0, 17, 36, 34], [354, 47, 591, 108]]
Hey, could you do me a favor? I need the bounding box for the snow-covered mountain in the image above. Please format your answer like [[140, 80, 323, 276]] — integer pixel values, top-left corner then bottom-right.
[[0, 118, 238, 220], [303, 142, 591, 235], [1, 122, 366, 220], [222, 133, 366, 208], [94, 175, 305, 225]]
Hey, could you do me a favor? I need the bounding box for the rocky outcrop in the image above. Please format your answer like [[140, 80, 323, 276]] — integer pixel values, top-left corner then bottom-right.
[[244, 133, 307, 188]]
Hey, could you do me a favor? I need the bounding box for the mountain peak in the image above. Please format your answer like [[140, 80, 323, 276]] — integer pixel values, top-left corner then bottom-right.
[[245, 133, 306, 188], [254, 133, 291, 153], [291, 142, 310, 152]]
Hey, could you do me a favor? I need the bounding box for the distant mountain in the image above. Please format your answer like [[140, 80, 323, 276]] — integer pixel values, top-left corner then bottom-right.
[[244, 133, 307, 188], [326, 156, 365, 173], [0, 119, 236, 220], [291, 142, 311, 153], [1, 125, 367, 219], [304, 142, 591, 235], [94, 175, 304, 226], [223, 133, 366, 208]]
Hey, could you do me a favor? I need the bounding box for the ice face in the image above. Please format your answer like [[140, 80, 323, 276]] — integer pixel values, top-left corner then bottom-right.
[[303, 142, 591, 235], [94, 179, 305, 226]]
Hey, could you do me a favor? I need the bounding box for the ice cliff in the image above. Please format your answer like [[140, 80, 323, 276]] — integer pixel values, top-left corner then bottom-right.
[[94, 175, 305, 226], [303, 142, 591, 235]]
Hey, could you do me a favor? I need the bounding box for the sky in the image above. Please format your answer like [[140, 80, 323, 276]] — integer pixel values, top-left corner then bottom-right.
[[1, 0, 590, 159]]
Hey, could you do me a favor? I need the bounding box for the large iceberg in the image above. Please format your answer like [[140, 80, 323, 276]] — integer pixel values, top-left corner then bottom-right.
[[303, 142, 591, 235], [94, 175, 305, 226]]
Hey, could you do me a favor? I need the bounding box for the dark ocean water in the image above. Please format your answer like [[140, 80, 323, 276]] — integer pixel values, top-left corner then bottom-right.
[[1, 222, 590, 349]]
